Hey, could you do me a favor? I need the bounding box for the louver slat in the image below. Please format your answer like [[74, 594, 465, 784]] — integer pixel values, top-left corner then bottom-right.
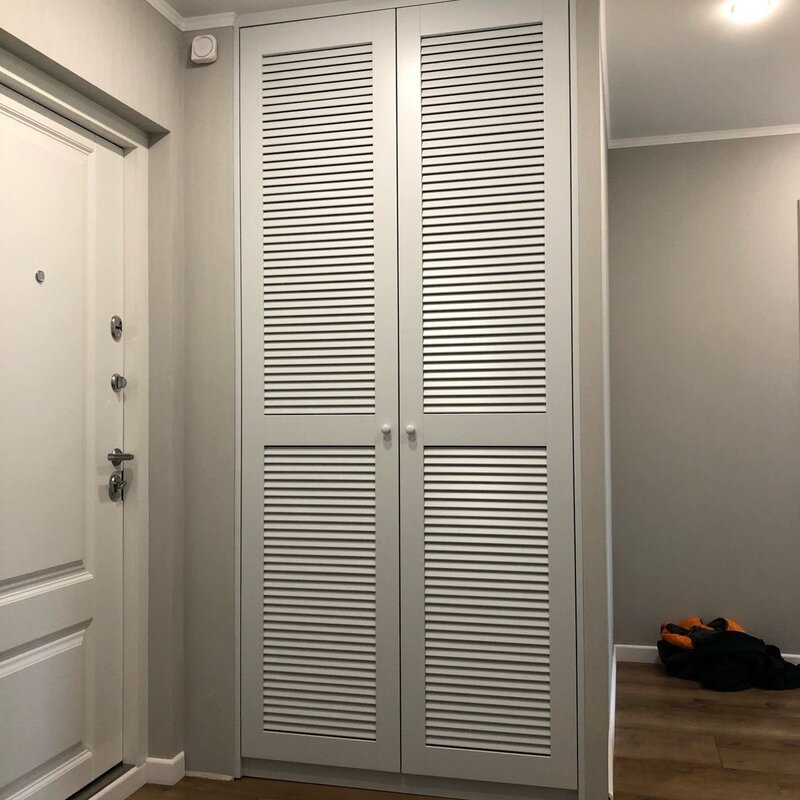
[[262, 43, 377, 414], [423, 447, 551, 756], [421, 23, 545, 415], [263, 447, 378, 741]]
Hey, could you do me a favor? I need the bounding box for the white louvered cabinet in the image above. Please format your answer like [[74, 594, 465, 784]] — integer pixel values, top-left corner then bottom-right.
[[241, 0, 576, 792]]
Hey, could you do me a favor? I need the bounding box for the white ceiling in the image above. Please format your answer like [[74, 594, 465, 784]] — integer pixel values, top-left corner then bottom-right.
[[169, 0, 339, 15], [606, 0, 800, 142], [173, 0, 800, 142]]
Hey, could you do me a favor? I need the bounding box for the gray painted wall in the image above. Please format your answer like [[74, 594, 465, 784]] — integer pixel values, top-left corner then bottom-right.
[[181, 26, 237, 776], [0, 0, 181, 131], [609, 135, 800, 653]]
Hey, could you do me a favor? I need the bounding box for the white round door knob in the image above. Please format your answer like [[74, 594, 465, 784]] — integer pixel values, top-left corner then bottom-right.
[[406, 424, 417, 436], [381, 424, 392, 436]]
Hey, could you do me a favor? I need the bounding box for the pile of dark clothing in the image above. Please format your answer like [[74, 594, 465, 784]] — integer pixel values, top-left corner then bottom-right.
[[657, 617, 800, 692]]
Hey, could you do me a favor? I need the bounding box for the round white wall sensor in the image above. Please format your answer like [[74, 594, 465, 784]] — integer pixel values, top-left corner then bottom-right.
[[191, 34, 218, 64]]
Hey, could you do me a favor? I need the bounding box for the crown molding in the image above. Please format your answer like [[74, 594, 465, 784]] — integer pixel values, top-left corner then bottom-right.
[[144, 0, 237, 32], [609, 123, 800, 149], [183, 12, 238, 30]]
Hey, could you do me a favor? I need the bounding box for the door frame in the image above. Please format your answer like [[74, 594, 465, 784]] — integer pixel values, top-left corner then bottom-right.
[[0, 48, 151, 769]]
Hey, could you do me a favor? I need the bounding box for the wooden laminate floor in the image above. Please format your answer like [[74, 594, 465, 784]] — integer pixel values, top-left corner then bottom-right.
[[614, 662, 800, 800], [133, 778, 445, 800], [130, 663, 800, 800]]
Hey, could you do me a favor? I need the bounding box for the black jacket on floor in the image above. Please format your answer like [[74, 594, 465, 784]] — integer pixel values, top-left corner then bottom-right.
[[657, 631, 800, 692]]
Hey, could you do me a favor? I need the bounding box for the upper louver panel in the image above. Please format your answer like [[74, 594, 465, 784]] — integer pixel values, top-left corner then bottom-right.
[[261, 44, 377, 415], [420, 24, 546, 414]]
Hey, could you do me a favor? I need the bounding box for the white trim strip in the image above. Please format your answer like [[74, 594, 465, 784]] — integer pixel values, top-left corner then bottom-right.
[[614, 644, 660, 664], [143, 0, 236, 31], [183, 12, 238, 30], [143, 0, 185, 30], [89, 765, 147, 800], [70, 751, 185, 800], [609, 123, 800, 149], [0, 629, 86, 680], [5, 749, 93, 800], [185, 771, 234, 781], [0, 99, 94, 153], [237, 0, 457, 28], [145, 752, 186, 786], [615, 643, 800, 666], [608, 647, 616, 800], [0, 564, 89, 605]]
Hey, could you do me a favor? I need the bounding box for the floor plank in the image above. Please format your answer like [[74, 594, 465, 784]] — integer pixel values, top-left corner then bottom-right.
[[615, 757, 800, 800], [717, 743, 800, 776], [132, 778, 448, 800], [616, 697, 800, 745], [614, 727, 720, 765], [615, 662, 800, 799]]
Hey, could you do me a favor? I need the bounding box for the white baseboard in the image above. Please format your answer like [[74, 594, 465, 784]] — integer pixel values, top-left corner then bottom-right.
[[615, 643, 800, 666], [145, 752, 185, 786], [614, 645, 661, 664], [185, 772, 234, 781], [90, 766, 147, 800], [63, 753, 185, 800]]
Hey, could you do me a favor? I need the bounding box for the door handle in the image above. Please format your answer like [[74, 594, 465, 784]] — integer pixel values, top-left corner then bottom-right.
[[107, 448, 135, 467], [406, 424, 417, 437]]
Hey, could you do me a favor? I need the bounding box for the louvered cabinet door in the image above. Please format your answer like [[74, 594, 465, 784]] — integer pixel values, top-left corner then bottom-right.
[[397, 0, 576, 788], [240, 11, 400, 772]]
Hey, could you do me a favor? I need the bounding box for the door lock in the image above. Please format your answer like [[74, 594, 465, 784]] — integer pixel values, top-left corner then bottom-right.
[[110, 315, 123, 341], [108, 470, 127, 502]]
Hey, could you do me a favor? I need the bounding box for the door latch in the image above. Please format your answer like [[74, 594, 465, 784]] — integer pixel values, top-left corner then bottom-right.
[[110, 315, 123, 341], [108, 470, 127, 502]]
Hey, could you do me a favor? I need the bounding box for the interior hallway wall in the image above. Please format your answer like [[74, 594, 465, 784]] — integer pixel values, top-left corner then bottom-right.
[[0, 0, 180, 131], [0, 0, 186, 760], [181, 25, 237, 776], [609, 135, 800, 653]]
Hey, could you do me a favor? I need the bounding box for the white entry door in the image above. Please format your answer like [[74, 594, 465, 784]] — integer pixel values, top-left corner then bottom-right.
[[0, 88, 125, 800]]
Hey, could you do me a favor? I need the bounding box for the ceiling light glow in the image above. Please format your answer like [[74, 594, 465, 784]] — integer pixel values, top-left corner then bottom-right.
[[727, 0, 776, 23]]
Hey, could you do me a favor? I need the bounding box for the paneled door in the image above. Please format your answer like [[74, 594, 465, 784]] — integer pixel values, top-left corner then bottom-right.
[[240, 11, 400, 772], [397, 0, 577, 788], [0, 88, 125, 800]]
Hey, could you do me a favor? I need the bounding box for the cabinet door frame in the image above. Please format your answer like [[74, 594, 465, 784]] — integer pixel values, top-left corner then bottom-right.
[[239, 10, 401, 773], [396, 0, 577, 789]]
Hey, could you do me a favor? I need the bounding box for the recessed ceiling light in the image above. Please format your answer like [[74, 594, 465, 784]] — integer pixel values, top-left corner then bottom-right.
[[727, 0, 776, 23]]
